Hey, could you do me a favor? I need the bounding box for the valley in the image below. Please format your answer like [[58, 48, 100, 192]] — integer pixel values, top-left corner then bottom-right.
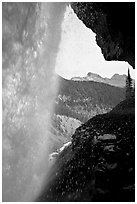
[[50, 74, 126, 154]]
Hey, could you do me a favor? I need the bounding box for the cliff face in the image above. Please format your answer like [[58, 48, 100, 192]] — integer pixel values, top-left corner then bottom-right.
[[37, 97, 135, 202], [71, 3, 135, 68]]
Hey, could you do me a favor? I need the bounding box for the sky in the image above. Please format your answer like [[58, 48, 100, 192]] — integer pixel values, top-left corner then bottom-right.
[[55, 5, 135, 80]]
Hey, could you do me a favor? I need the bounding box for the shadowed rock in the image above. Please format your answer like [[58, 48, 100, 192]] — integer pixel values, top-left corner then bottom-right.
[[37, 97, 135, 202], [71, 2, 135, 68]]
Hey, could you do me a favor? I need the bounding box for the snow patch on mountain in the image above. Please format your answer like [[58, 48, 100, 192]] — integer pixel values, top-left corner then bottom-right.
[[71, 72, 131, 88]]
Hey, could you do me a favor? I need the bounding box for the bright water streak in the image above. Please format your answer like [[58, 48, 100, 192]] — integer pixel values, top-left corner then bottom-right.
[[2, 3, 67, 201]]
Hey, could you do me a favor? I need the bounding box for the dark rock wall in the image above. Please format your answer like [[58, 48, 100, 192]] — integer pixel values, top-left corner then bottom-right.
[[37, 97, 135, 202], [71, 3, 135, 68]]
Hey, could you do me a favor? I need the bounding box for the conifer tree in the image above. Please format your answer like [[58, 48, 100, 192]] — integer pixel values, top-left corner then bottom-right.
[[126, 68, 133, 98]]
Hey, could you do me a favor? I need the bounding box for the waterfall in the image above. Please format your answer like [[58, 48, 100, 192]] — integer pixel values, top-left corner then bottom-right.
[[2, 2, 67, 202]]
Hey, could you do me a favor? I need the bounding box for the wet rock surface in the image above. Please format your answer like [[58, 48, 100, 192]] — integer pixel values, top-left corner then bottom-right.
[[71, 3, 135, 68], [37, 97, 135, 202]]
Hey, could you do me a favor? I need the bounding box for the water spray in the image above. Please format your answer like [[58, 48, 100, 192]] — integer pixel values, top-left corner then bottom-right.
[[2, 2, 67, 201]]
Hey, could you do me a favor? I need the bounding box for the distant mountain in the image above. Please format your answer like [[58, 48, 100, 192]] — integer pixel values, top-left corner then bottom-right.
[[54, 75, 125, 123], [107, 74, 127, 88], [71, 72, 134, 88], [50, 74, 125, 153]]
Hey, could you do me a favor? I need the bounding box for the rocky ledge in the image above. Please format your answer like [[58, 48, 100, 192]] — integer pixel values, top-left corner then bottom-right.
[[37, 96, 135, 202]]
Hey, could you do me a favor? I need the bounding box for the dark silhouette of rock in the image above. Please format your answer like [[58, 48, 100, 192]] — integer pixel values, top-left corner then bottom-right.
[[37, 97, 135, 202], [71, 2, 135, 68]]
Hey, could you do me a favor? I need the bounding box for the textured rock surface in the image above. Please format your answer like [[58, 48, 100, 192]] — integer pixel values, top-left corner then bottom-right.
[[37, 97, 135, 202], [71, 2, 135, 68]]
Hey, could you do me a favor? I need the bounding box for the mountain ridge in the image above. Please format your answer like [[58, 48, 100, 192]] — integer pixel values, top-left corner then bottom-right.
[[55, 74, 125, 122], [71, 72, 134, 88], [49, 74, 126, 154]]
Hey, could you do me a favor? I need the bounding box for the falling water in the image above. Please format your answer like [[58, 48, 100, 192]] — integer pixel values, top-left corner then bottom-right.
[[2, 2, 67, 202]]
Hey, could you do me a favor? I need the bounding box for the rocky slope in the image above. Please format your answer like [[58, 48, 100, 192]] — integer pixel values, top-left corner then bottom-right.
[[49, 114, 81, 153], [46, 74, 125, 154], [55, 75, 125, 122], [49, 74, 125, 153], [71, 72, 130, 88], [37, 96, 135, 202]]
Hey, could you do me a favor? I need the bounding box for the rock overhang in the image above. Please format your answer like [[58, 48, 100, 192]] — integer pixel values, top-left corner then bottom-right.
[[71, 2, 135, 68]]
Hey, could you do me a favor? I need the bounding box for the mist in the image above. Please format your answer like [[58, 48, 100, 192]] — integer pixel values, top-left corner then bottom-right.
[[2, 2, 67, 202]]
